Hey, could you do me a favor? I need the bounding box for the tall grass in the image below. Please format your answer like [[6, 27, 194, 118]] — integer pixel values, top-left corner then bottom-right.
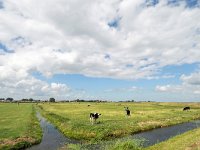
[[66, 138, 143, 150], [105, 138, 143, 150]]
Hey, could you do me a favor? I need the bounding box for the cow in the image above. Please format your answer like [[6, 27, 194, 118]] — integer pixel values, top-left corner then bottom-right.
[[90, 113, 101, 124], [124, 107, 131, 117], [183, 106, 190, 111]]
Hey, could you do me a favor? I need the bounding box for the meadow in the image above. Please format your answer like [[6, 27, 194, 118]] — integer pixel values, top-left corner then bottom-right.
[[1, 102, 200, 150], [38, 102, 200, 145], [0, 103, 42, 150]]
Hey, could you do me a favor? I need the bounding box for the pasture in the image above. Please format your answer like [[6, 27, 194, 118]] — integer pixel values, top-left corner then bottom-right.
[[38, 102, 200, 144], [0, 103, 42, 150], [1, 102, 200, 150]]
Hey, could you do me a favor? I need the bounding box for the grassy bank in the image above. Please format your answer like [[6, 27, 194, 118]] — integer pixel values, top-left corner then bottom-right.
[[62, 127, 200, 150], [145, 127, 200, 150], [38, 102, 200, 143], [0, 103, 42, 150], [66, 138, 143, 150]]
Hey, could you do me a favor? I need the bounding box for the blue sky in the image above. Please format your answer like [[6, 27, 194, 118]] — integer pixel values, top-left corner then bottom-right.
[[0, 42, 8, 52], [34, 64, 196, 92], [0, 0, 200, 101], [31, 63, 200, 101]]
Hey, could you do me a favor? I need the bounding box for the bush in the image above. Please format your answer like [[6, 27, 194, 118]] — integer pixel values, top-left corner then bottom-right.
[[49, 98, 55, 102]]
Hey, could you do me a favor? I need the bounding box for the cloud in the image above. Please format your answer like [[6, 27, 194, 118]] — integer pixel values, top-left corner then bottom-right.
[[0, 0, 200, 79], [155, 84, 182, 92], [0, 67, 71, 99], [156, 72, 200, 95], [0, 0, 200, 98], [105, 86, 140, 93], [147, 74, 175, 80], [180, 73, 200, 85]]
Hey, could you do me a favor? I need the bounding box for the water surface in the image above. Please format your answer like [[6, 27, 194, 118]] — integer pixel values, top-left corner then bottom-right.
[[27, 112, 78, 150], [133, 120, 200, 147], [28, 112, 200, 149]]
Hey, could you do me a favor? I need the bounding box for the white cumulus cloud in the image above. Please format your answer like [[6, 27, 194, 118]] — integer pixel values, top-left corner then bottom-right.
[[156, 72, 200, 95], [0, 0, 200, 99]]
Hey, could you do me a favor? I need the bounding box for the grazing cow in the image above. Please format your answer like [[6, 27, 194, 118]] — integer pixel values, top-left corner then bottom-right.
[[90, 113, 101, 124], [183, 107, 190, 111], [124, 107, 131, 117]]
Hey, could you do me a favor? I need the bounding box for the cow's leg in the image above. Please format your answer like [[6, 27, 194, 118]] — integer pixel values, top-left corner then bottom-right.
[[92, 119, 94, 125], [90, 117, 93, 125]]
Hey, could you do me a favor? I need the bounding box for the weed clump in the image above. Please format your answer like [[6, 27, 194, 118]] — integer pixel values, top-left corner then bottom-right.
[[105, 139, 143, 150]]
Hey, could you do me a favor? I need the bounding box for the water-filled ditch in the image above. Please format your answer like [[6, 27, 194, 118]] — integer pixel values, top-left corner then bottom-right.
[[27, 112, 200, 149], [27, 112, 78, 150], [133, 120, 200, 147]]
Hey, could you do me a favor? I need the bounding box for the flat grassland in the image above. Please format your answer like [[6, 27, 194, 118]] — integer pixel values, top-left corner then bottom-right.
[[38, 102, 200, 143], [0, 103, 42, 150]]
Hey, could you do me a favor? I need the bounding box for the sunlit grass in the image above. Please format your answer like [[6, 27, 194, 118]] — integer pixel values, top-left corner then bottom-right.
[[0, 103, 42, 150], [38, 102, 200, 143], [0, 103, 31, 139]]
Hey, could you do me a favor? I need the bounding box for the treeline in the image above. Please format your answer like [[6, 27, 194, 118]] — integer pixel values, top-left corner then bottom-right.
[[118, 100, 135, 102], [0, 97, 14, 102], [69, 99, 108, 103], [0, 97, 40, 102], [0, 98, 150, 103], [118, 100, 154, 102], [0, 97, 108, 103]]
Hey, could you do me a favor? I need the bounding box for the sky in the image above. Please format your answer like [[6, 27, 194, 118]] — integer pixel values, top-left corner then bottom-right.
[[0, 0, 200, 101]]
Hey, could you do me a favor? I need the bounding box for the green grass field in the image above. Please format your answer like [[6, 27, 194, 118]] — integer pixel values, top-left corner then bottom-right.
[[1, 102, 200, 150], [0, 103, 42, 150], [38, 102, 200, 144]]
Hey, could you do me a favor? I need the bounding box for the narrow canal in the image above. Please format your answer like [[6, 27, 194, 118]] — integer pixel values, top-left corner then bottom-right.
[[27, 112, 78, 150], [133, 120, 200, 147], [27, 112, 200, 149]]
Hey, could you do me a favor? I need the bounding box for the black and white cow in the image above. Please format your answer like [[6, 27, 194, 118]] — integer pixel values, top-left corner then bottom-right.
[[90, 113, 101, 124], [124, 107, 131, 117], [183, 106, 190, 111]]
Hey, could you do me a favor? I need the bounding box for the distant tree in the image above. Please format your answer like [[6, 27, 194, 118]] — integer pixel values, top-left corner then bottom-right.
[[6, 97, 14, 101], [29, 98, 34, 102], [0, 98, 5, 101], [21, 98, 28, 101], [49, 97, 55, 102]]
